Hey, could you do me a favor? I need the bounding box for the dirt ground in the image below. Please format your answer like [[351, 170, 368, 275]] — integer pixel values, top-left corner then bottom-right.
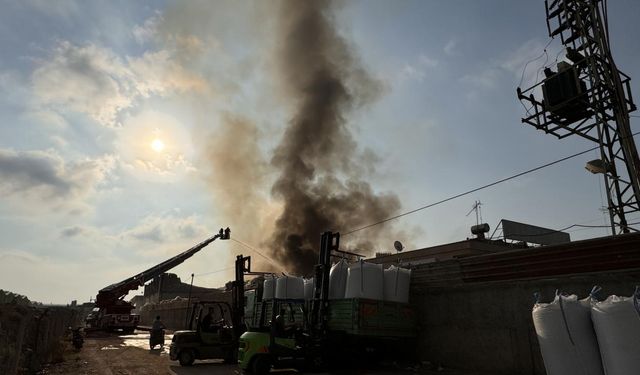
[[37, 331, 486, 375]]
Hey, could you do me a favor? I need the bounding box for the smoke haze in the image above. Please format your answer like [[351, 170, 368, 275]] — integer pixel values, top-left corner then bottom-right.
[[269, 0, 401, 275], [161, 0, 403, 275]]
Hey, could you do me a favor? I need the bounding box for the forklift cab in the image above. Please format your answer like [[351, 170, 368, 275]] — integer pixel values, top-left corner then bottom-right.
[[190, 301, 234, 345], [170, 300, 237, 366], [265, 298, 308, 361], [270, 300, 305, 339]]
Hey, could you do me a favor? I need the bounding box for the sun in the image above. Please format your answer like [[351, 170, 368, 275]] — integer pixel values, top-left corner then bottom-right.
[[151, 138, 165, 153]]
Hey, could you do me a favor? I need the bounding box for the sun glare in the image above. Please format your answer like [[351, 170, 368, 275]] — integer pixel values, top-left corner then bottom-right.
[[151, 139, 165, 152]]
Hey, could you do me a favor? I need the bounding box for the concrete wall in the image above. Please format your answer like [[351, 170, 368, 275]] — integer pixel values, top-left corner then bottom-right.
[[0, 305, 81, 375], [139, 291, 232, 331], [413, 271, 640, 375], [140, 298, 191, 330], [142, 273, 228, 306]]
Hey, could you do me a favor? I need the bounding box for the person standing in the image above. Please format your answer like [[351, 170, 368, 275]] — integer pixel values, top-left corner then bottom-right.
[[152, 315, 165, 331]]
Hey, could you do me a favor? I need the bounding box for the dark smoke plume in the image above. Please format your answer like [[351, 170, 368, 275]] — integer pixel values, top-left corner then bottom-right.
[[270, 0, 401, 275]]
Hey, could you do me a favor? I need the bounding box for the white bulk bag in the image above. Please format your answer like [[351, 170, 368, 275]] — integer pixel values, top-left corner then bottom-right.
[[591, 293, 640, 375], [263, 275, 277, 300], [275, 275, 304, 299], [329, 259, 348, 299], [532, 293, 604, 375], [345, 260, 384, 300], [303, 278, 315, 300], [383, 265, 411, 303]]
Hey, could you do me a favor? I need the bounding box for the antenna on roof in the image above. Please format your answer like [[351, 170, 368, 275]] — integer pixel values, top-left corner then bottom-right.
[[466, 200, 483, 226]]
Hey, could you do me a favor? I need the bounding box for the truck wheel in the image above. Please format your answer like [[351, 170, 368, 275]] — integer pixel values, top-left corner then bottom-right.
[[178, 350, 195, 366], [252, 355, 271, 375]]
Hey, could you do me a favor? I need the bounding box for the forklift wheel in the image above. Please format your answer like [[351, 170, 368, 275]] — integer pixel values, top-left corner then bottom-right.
[[252, 355, 271, 375], [178, 350, 195, 366]]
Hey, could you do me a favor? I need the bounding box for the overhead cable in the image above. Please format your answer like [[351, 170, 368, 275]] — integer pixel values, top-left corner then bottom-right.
[[231, 238, 287, 272], [343, 131, 640, 236]]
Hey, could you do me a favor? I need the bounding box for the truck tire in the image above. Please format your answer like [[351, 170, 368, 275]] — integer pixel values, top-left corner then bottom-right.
[[252, 355, 271, 375], [178, 350, 195, 366]]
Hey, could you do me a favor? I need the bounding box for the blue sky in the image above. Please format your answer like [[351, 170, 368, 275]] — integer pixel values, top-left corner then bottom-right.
[[1, 0, 639, 303]]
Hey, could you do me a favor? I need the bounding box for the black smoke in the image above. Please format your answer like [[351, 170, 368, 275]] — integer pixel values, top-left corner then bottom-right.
[[269, 0, 401, 275]]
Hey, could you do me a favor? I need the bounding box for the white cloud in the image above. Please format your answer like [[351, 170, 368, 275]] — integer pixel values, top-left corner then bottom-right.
[[419, 54, 438, 68], [400, 64, 426, 83], [23, 0, 80, 19], [460, 39, 562, 89], [54, 213, 212, 261], [50, 135, 69, 148], [501, 39, 549, 74], [122, 213, 209, 245], [0, 249, 46, 264], [460, 68, 501, 89], [0, 148, 115, 210], [31, 41, 210, 127], [397, 53, 439, 84], [0, 70, 31, 108], [26, 110, 69, 129], [132, 11, 163, 44], [444, 38, 458, 56], [32, 42, 134, 127], [128, 50, 208, 96], [502, 39, 563, 89], [461, 38, 563, 91]]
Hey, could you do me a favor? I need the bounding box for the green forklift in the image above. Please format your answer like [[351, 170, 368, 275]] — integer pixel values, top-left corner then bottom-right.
[[239, 297, 310, 373]]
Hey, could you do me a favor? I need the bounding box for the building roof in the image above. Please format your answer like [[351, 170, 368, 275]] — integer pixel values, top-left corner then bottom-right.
[[368, 238, 520, 267]]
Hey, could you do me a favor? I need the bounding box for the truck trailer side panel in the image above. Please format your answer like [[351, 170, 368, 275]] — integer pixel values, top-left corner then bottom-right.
[[327, 299, 417, 338]]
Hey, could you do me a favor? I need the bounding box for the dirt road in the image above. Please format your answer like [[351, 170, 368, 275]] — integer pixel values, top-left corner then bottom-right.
[[38, 331, 484, 375], [39, 330, 241, 375]]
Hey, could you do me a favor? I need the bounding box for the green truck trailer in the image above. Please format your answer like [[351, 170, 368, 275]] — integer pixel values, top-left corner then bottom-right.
[[326, 298, 416, 339], [238, 232, 417, 374]]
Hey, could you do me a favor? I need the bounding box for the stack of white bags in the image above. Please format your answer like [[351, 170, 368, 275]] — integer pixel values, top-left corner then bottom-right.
[[532, 287, 640, 375], [263, 259, 412, 303]]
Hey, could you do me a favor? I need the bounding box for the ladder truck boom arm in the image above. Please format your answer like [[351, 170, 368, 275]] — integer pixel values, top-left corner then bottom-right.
[[95, 227, 230, 308]]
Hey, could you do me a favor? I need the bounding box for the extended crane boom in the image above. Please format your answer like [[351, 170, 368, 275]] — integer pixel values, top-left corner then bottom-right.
[[88, 227, 230, 331]]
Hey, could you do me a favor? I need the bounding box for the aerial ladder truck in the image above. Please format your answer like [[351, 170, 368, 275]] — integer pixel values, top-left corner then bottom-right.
[[86, 227, 230, 332]]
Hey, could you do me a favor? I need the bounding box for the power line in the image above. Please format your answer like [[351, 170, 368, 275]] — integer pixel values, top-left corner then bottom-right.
[[344, 131, 640, 236], [193, 238, 286, 276], [518, 38, 554, 88], [231, 238, 287, 273], [194, 266, 234, 277]]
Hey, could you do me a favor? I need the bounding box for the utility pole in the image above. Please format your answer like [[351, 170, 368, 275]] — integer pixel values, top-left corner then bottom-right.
[[185, 273, 194, 328], [517, 0, 639, 235]]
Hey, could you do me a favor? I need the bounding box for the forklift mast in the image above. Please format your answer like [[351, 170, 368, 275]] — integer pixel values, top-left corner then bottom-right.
[[233, 254, 251, 338], [311, 231, 340, 334]]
